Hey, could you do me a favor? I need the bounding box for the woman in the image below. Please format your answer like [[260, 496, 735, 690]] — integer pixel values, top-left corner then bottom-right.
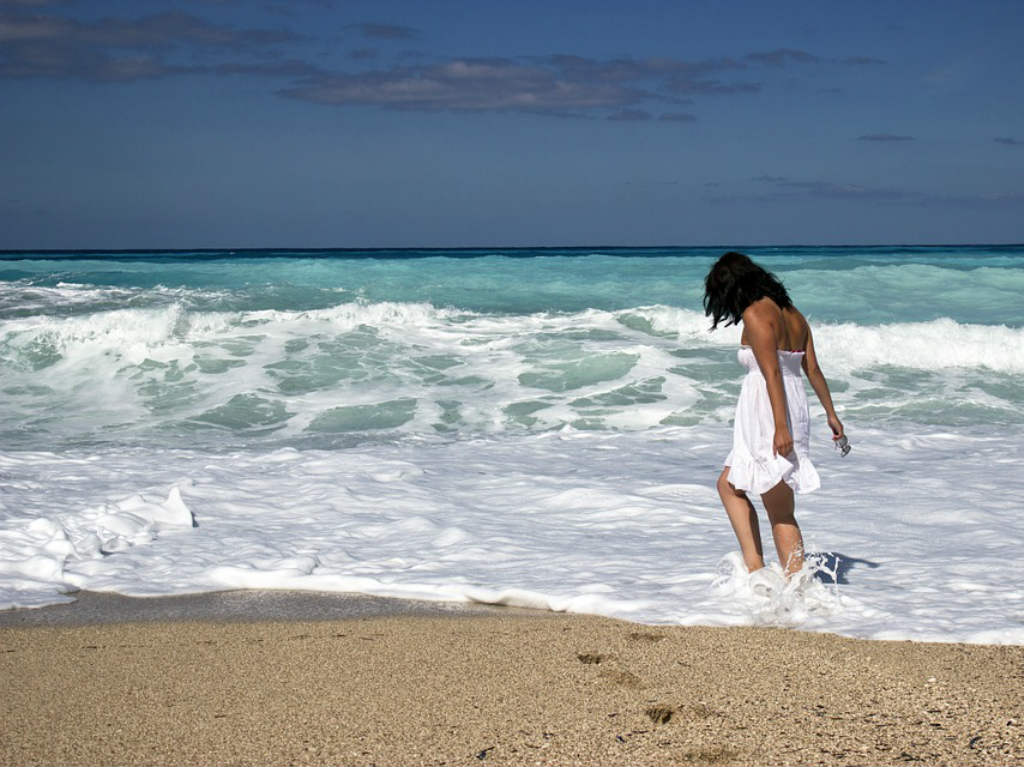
[[704, 252, 844, 579]]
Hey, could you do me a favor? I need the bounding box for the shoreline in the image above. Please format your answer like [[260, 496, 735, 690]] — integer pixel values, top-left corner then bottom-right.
[[2, 598, 1022, 766], [0, 589, 544, 628]]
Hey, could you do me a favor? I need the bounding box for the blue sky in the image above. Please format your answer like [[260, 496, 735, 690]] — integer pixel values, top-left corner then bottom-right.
[[2, 0, 1022, 248]]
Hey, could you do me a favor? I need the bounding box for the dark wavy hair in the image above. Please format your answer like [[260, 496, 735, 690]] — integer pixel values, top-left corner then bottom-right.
[[703, 251, 792, 329]]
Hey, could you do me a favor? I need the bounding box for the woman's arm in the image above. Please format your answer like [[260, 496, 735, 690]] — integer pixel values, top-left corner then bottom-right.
[[743, 301, 793, 457], [801, 325, 844, 439]]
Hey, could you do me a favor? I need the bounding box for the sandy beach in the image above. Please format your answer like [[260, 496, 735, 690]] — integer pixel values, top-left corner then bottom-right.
[[1, 594, 1021, 766]]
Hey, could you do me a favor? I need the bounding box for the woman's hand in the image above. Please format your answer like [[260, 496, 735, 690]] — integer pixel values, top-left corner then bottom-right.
[[773, 426, 794, 458], [828, 414, 844, 440]]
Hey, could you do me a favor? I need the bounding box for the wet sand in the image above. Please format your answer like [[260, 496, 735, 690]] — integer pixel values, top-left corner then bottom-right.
[[1, 593, 1022, 766], [0, 589, 533, 628]]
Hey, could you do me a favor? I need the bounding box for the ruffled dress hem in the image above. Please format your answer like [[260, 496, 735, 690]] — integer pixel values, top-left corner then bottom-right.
[[724, 449, 821, 495]]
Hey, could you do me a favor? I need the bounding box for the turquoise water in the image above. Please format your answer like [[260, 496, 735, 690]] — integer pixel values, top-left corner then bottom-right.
[[4, 245, 1024, 642], [2, 245, 1023, 450], [4, 244, 1024, 322]]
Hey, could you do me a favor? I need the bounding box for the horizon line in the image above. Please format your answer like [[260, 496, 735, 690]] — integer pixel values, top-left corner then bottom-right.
[[3, 241, 1023, 256]]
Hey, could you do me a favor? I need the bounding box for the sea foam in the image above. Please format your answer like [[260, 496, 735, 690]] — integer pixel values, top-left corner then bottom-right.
[[1, 425, 1021, 643], [2, 247, 1023, 643], [3, 299, 1022, 452]]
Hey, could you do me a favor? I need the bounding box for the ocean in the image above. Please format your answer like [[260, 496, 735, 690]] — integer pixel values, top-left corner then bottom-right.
[[1, 245, 1022, 643]]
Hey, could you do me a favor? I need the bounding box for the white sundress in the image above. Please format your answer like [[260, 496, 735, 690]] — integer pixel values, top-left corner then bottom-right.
[[724, 346, 821, 495]]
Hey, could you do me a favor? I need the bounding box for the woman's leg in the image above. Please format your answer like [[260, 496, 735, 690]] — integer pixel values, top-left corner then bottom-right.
[[717, 468, 765, 572], [761, 481, 804, 575]]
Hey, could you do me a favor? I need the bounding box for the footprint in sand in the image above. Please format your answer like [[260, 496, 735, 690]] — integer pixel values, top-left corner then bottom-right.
[[599, 669, 643, 688], [645, 705, 674, 724], [627, 631, 666, 643]]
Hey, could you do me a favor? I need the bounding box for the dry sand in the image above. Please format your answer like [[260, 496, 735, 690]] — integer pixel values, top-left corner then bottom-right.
[[2, 610, 1022, 766]]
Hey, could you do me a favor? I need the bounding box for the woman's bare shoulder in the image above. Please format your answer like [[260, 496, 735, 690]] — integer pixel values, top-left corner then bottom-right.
[[783, 304, 809, 325], [742, 297, 783, 323], [787, 304, 807, 319]]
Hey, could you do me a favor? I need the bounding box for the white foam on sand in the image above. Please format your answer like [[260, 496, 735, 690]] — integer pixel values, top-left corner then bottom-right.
[[1, 424, 1022, 644]]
